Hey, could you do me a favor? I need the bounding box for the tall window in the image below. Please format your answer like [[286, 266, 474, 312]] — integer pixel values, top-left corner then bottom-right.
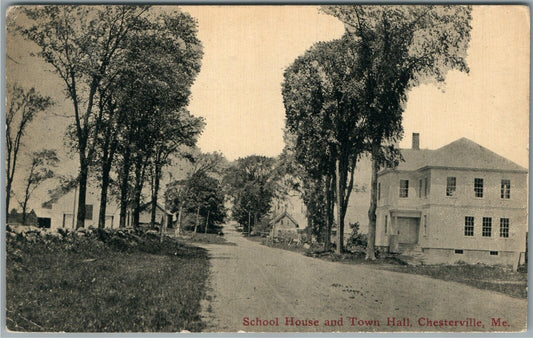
[[474, 178, 484, 198], [85, 204, 93, 220], [424, 177, 429, 197], [501, 180, 511, 199], [464, 216, 474, 236], [418, 179, 423, 198], [500, 218, 509, 238], [423, 215, 427, 235], [482, 217, 492, 237], [399, 180, 409, 198], [384, 215, 388, 233], [378, 182, 381, 200], [446, 177, 456, 196]]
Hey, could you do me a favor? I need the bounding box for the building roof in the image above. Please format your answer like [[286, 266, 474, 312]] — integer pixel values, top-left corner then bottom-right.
[[385, 137, 527, 173], [269, 211, 300, 227], [139, 202, 171, 214]]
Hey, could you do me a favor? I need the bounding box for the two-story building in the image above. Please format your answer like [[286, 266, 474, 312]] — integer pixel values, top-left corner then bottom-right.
[[375, 133, 528, 266]]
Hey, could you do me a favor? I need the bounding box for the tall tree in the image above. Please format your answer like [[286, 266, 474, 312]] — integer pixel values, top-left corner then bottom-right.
[[20, 5, 151, 228], [149, 110, 204, 229], [110, 9, 204, 229], [323, 5, 472, 259], [5, 83, 53, 216], [20, 150, 59, 225], [283, 36, 366, 253]]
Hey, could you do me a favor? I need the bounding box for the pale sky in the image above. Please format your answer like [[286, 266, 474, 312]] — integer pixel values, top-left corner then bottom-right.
[[5, 5, 530, 208], [180, 5, 530, 167]]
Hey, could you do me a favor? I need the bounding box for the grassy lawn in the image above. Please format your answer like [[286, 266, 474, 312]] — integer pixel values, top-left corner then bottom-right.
[[182, 231, 232, 245], [6, 230, 210, 332], [379, 264, 527, 299]]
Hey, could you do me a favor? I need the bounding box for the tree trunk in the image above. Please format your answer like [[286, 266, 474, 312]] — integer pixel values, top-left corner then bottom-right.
[[335, 159, 344, 254], [366, 143, 380, 260], [21, 183, 30, 226], [132, 156, 148, 228], [6, 173, 12, 219], [324, 173, 334, 251], [76, 160, 88, 229], [176, 203, 183, 236], [119, 148, 131, 228], [323, 176, 330, 251], [132, 163, 143, 227], [248, 211, 251, 235], [98, 160, 112, 229], [205, 210, 210, 234], [6, 145, 12, 218], [150, 163, 162, 228], [195, 206, 200, 233]]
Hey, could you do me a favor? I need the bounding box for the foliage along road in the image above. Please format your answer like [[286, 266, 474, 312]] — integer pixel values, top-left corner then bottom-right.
[[198, 226, 526, 333]]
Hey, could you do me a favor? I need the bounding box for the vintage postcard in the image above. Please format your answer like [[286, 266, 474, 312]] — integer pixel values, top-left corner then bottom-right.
[[4, 4, 529, 333]]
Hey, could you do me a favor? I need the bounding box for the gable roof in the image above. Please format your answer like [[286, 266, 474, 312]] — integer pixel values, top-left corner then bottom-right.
[[385, 138, 527, 173], [269, 211, 300, 227], [139, 202, 170, 214]]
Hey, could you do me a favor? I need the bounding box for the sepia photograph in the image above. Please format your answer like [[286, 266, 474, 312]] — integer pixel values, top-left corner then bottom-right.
[[4, 4, 529, 333]]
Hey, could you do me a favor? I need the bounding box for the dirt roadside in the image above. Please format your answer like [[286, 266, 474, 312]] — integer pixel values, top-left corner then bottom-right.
[[198, 226, 527, 333]]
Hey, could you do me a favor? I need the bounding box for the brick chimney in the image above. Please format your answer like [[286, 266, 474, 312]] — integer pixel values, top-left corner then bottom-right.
[[412, 133, 420, 150]]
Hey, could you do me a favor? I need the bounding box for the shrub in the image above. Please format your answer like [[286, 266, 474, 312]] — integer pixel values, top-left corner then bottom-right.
[[345, 222, 367, 254]]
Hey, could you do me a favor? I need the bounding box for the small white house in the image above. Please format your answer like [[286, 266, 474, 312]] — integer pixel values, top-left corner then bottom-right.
[[37, 184, 120, 230]]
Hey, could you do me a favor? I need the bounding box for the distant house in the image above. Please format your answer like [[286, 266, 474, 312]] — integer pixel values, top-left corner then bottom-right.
[[269, 211, 302, 238], [6, 209, 39, 226], [134, 202, 173, 228], [268, 190, 307, 238], [37, 183, 120, 230], [375, 133, 528, 266]]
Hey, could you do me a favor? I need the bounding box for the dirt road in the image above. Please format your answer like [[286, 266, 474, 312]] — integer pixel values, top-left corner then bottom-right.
[[198, 226, 527, 332]]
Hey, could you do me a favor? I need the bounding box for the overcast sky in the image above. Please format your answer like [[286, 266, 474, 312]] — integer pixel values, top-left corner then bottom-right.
[[6, 5, 530, 206]]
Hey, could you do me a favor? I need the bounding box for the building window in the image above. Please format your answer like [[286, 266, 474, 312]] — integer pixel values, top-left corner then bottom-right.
[[490, 251, 499, 256], [474, 178, 484, 198], [399, 180, 409, 198], [501, 180, 511, 199], [455, 249, 463, 254], [424, 177, 429, 197], [85, 204, 93, 220], [500, 218, 509, 238], [423, 215, 427, 235], [464, 216, 474, 236], [446, 177, 456, 196], [378, 182, 381, 200], [418, 179, 423, 198], [384, 215, 388, 233], [482, 217, 492, 237]]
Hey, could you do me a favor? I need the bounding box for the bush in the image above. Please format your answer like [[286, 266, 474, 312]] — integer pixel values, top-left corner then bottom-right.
[[345, 222, 368, 254]]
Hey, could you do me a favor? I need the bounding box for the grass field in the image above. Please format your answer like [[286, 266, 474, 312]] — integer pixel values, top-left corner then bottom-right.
[[6, 229, 210, 332], [380, 264, 527, 299]]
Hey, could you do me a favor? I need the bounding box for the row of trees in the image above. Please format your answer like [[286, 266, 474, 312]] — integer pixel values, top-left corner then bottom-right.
[[282, 5, 472, 257], [6, 83, 57, 223], [12, 6, 205, 229]]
